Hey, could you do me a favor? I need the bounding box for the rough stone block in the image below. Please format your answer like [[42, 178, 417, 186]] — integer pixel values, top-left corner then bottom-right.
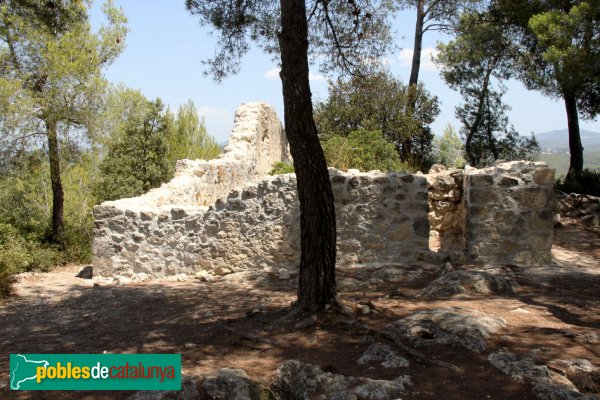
[[533, 168, 555, 185], [93, 205, 124, 220], [469, 174, 494, 187]]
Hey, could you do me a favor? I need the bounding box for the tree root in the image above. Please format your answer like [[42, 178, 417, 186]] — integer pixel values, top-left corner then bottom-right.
[[346, 319, 462, 372]]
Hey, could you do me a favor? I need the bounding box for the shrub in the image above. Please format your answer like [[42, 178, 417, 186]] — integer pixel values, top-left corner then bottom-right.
[[432, 124, 466, 168], [0, 223, 62, 298], [321, 130, 410, 172], [270, 162, 295, 175], [555, 169, 600, 197]]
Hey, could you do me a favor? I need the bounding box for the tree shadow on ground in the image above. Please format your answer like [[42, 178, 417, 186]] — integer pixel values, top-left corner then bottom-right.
[[0, 272, 537, 400]]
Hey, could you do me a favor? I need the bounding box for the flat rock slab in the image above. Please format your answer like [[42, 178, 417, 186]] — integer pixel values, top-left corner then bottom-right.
[[357, 343, 410, 368], [489, 351, 599, 400], [420, 270, 520, 298], [275, 360, 411, 400], [389, 306, 507, 352]]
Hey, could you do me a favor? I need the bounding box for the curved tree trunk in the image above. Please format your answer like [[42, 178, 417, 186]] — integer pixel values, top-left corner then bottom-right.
[[564, 92, 584, 179], [465, 66, 494, 167], [279, 0, 337, 311], [46, 119, 65, 249]]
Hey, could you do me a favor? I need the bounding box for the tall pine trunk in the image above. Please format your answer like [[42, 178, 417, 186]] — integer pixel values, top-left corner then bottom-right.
[[409, 0, 424, 89], [564, 92, 584, 179], [279, 0, 337, 311], [46, 119, 65, 249], [404, 0, 424, 167]]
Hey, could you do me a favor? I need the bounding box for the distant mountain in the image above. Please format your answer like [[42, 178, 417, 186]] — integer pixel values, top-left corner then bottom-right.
[[535, 129, 600, 153]]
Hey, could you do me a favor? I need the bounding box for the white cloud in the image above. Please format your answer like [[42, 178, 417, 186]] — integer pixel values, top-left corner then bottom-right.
[[399, 47, 439, 72], [309, 72, 326, 82], [264, 67, 281, 80], [264, 67, 326, 82]]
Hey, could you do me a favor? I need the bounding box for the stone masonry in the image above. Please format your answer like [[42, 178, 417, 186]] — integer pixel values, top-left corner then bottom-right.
[[463, 161, 555, 265], [92, 102, 555, 278]]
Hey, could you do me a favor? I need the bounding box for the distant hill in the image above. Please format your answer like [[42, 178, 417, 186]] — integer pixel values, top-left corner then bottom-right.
[[535, 129, 600, 177], [535, 129, 600, 153]]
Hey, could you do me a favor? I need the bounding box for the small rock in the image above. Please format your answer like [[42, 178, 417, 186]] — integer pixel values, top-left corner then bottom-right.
[[554, 213, 563, 227], [429, 164, 447, 174], [357, 343, 409, 368], [337, 277, 361, 292], [75, 265, 93, 279], [195, 270, 214, 282], [214, 267, 233, 276], [246, 308, 261, 316], [205, 310, 214, 318], [441, 261, 453, 274], [184, 342, 197, 349], [177, 273, 188, 282], [357, 304, 371, 315], [114, 275, 132, 286], [132, 272, 149, 283]]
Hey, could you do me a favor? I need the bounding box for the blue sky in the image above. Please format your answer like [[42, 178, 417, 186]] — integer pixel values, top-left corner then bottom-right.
[[89, 1, 600, 145]]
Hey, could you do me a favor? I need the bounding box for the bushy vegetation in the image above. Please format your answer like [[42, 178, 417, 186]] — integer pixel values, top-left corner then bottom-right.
[[555, 169, 600, 197], [321, 130, 408, 172], [314, 71, 439, 171], [0, 149, 98, 297], [0, 223, 62, 298], [432, 125, 466, 168], [270, 162, 295, 175]]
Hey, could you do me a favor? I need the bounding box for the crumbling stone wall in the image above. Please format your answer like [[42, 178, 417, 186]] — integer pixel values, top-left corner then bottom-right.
[[102, 102, 291, 210], [426, 166, 465, 250], [92, 103, 556, 278], [93, 170, 430, 278], [463, 161, 555, 265]]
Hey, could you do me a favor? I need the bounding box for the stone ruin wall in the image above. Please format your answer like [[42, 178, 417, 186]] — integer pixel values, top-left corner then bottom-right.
[[426, 167, 465, 245], [92, 102, 555, 279], [463, 163, 555, 265], [102, 102, 292, 211]]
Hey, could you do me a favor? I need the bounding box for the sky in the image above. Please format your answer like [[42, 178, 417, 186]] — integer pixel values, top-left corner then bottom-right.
[[89, 1, 600, 145]]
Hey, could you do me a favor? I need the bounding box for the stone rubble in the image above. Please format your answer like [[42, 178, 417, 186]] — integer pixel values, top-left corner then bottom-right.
[[389, 306, 507, 352], [426, 165, 464, 240], [489, 351, 599, 400], [555, 192, 600, 229], [419, 269, 520, 298], [357, 343, 410, 368], [274, 360, 412, 400]]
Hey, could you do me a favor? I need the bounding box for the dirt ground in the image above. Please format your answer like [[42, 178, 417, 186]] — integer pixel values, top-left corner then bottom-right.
[[0, 218, 598, 400]]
